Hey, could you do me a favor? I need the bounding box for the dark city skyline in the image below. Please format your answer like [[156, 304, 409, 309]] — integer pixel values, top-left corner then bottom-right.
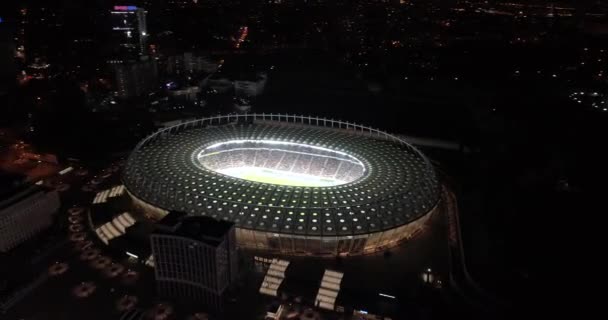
[[0, 0, 602, 319]]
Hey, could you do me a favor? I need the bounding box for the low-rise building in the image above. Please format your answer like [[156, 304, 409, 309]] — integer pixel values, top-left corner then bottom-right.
[[0, 174, 60, 252]]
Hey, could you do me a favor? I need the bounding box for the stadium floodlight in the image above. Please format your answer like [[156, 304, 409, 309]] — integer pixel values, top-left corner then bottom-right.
[[123, 114, 440, 256]]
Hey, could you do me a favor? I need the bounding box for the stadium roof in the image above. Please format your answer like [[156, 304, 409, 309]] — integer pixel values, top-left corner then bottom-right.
[[123, 116, 440, 237]]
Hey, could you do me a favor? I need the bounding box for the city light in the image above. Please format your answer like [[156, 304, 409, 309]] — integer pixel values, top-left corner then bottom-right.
[[59, 167, 74, 175], [2, 1, 603, 317], [113, 5, 137, 11]]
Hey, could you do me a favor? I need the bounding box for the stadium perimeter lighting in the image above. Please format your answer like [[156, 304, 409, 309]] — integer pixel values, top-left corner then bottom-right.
[[123, 114, 442, 256]]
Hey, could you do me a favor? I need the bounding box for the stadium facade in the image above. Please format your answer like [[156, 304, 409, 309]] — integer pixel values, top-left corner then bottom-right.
[[123, 114, 441, 256]]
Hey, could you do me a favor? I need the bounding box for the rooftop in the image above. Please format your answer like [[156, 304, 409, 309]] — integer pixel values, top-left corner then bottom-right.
[[0, 179, 50, 212], [154, 212, 234, 247]]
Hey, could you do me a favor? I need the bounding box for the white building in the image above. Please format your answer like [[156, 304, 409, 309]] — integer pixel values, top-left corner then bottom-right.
[[166, 52, 219, 75], [205, 72, 268, 97], [150, 213, 238, 313], [168, 86, 201, 102], [234, 72, 268, 97]]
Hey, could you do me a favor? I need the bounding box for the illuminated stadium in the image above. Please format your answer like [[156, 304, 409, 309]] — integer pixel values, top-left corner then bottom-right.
[[123, 114, 442, 256]]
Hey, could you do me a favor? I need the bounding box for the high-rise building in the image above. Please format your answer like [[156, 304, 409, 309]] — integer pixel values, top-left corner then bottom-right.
[[150, 212, 238, 313], [110, 5, 148, 61], [0, 174, 60, 252], [109, 5, 156, 99], [111, 57, 158, 99]]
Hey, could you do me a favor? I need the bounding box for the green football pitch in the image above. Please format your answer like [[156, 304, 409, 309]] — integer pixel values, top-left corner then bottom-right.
[[217, 167, 342, 187]]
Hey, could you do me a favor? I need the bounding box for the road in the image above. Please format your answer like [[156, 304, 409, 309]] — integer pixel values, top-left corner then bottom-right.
[[443, 185, 509, 317]]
